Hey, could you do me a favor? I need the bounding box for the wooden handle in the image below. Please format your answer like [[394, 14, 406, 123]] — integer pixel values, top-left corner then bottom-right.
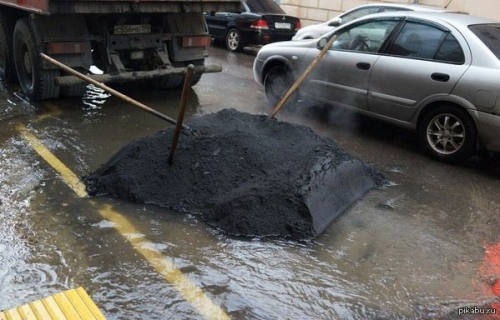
[[268, 35, 337, 119]]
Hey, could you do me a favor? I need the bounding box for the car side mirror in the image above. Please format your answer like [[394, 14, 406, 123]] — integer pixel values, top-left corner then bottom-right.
[[317, 37, 328, 50], [328, 18, 341, 27]]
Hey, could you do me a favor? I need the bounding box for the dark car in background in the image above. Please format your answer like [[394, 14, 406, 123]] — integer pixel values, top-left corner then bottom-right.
[[205, 0, 301, 51]]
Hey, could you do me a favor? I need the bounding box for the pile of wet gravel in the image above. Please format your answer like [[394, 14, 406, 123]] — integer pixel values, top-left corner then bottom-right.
[[84, 109, 386, 240]]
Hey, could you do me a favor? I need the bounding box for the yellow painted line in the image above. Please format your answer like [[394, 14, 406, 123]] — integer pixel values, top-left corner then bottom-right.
[[15, 123, 88, 198], [96, 203, 230, 320], [35, 103, 62, 122], [16, 125, 230, 320], [0, 287, 106, 320]]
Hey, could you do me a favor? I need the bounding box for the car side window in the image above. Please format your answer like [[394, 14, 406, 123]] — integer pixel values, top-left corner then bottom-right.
[[469, 24, 500, 60], [388, 21, 464, 63], [341, 7, 381, 24], [331, 20, 400, 53], [435, 33, 465, 63]]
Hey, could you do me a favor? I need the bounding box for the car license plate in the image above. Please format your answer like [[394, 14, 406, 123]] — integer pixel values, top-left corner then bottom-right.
[[275, 22, 291, 29], [114, 24, 151, 35]]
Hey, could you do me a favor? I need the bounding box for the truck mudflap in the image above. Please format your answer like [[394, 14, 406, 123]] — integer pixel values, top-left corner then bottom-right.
[[55, 64, 222, 86]]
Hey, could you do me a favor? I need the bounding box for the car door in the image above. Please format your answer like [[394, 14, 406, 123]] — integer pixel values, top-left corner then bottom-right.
[[368, 19, 470, 121], [205, 5, 243, 40], [302, 19, 400, 111]]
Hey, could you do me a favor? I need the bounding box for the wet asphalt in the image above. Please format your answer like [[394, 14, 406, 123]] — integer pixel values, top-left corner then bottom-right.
[[0, 44, 499, 319]]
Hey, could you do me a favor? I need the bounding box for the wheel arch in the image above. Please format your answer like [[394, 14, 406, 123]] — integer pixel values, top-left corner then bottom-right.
[[416, 98, 481, 151], [415, 96, 478, 132], [261, 57, 294, 85]]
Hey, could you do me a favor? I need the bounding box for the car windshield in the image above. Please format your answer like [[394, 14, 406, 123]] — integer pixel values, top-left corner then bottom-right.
[[469, 24, 500, 60], [245, 0, 284, 13]]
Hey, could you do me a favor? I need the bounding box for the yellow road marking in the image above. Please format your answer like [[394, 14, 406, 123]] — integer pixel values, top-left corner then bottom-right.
[[97, 203, 230, 320], [16, 124, 88, 198], [35, 103, 62, 122], [16, 123, 230, 320]]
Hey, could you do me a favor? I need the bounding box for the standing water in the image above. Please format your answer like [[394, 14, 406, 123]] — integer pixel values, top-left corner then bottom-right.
[[1, 48, 500, 319]]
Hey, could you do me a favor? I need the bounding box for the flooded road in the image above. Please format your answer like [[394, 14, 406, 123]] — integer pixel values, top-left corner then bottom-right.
[[1, 45, 500, 319]]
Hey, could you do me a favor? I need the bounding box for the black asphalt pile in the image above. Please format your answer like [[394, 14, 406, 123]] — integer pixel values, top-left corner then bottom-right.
[[84, 109, 386, 240]]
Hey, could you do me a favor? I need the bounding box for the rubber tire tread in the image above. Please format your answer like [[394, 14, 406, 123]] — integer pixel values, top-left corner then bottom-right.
[[0, 11, 15, 82], [60, 82, 88, 97], [13, 18, 60, 101], [153, 59, 204, 89], [264, 65, 296, 107], [418, 105, 476, 163]]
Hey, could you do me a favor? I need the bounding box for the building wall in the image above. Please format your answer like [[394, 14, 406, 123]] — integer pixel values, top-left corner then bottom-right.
[[280, 0, 498, 26]]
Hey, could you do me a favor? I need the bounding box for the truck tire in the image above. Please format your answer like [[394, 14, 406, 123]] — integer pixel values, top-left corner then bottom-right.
[[13, 18, 60, 101], [153, 70, 183, 89], [152, 59, 204, 89], [60, 83, 88, 97], [0, 12, 15, 83], [60, 70, 88, 98]]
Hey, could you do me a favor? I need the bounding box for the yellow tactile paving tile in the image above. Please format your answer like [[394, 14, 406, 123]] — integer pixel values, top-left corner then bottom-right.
[[0, 287, 105, 320]]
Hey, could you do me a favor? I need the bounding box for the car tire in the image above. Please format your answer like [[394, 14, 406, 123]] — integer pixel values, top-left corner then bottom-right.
[[0, 11, 16, 83], [264, 65, 296, 106], [13, 18, 60, 101], [225, 28, 244, 52], [418, 105, 476, 163]]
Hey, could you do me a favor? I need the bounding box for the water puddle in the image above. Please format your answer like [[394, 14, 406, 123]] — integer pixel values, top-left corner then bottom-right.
[[1, 61, 500, 318]]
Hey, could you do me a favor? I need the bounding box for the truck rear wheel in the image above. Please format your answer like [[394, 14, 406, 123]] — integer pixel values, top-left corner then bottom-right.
[[152, 59, 204, 89], [0, 12, 15, 83], [13, 18, 60, 101]]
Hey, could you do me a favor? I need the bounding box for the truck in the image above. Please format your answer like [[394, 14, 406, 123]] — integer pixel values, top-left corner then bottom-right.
[[0, 0, 240, 101]]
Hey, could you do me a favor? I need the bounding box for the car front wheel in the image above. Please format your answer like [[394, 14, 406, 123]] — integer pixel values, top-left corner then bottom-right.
[[225, 28, 244, 52], [419, 105, 476, 163], [264, 65, 296, 106]]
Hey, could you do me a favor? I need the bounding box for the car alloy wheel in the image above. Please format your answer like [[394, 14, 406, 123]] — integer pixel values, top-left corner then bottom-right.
[[419, 105, 476, 163], [226, 28, 243, 51]]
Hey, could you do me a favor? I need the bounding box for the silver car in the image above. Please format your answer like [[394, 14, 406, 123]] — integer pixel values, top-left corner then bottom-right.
[[253, 12, 500, 163], [292, 3, 449, 41]]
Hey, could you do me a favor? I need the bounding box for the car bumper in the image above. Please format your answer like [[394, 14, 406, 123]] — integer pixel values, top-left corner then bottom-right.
[[253, 57, 265, 86], [242, 30, 295, 46], [476, 111, 500, 152]]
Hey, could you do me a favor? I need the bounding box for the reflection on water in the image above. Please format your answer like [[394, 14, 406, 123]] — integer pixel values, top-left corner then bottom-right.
[[0, 136, 51, 309], [0, 121, 492, 319], [0, 84, 35, 123], [82, 84, 112, 121], [1, 48, 500, 319]]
